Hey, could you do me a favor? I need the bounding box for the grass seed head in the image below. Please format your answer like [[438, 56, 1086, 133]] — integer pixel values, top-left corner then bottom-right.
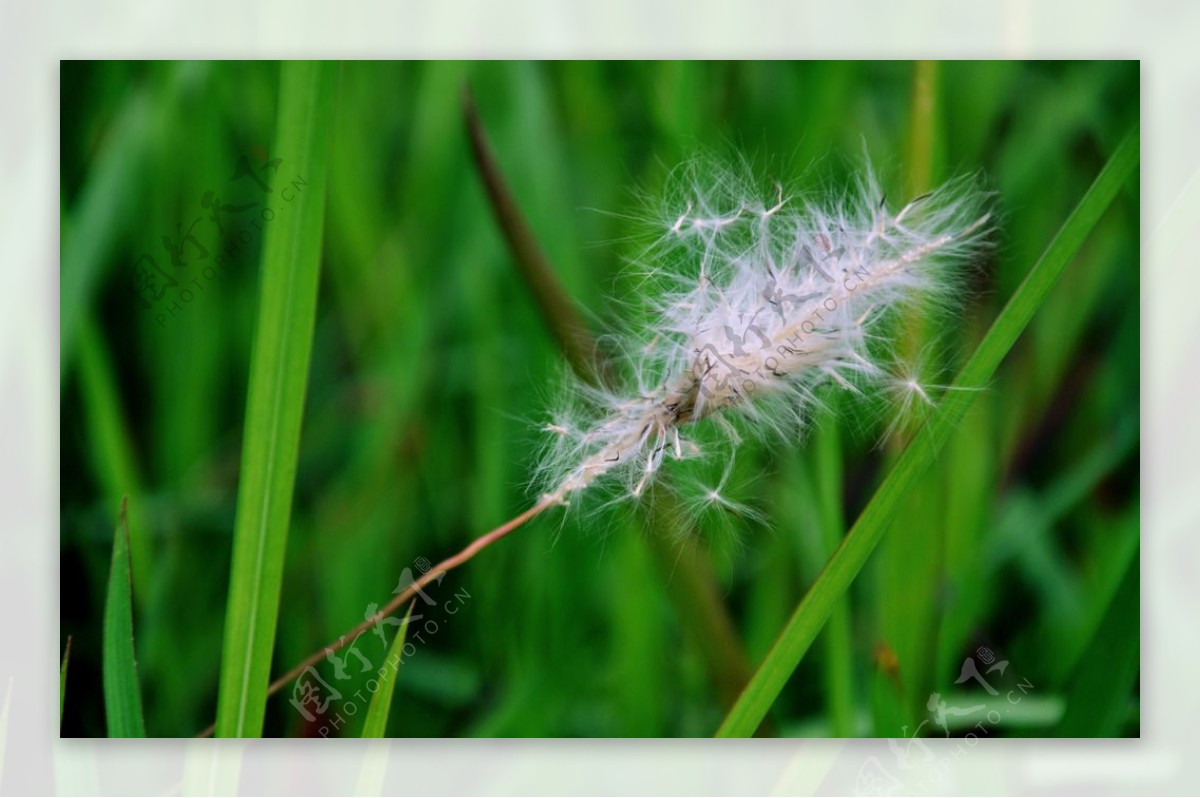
[[537, 159, 991, 511]]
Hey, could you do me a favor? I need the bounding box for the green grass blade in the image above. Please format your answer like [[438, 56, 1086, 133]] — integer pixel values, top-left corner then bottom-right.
[[215, 60, 336, 738], [716, 125, 1140, 737], [361, 603, 416, 738], [60, 636, 72, 730], [103, 498, 146, 737]]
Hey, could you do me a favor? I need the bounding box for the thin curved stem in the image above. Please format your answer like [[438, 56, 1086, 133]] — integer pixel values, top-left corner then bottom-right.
[[196, 499, 552, 737]]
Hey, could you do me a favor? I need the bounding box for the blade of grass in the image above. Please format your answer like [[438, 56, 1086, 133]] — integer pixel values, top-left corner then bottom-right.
[[103, 497, 146, 737], [361, 602, 416, 738], [716, 125, 1139, 737], [60, 636, 72, 730], [215, 60, 336, 738]]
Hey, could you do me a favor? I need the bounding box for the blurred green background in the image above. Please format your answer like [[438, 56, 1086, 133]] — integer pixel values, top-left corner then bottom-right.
[[59, 61, 1139, 738]]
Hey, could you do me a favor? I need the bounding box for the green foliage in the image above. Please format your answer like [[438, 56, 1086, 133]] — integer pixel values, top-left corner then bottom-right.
[[102, 500, 146, 737], [60, 61, 1139, 738], [215, 61, 336, 738], [361, 603, 416, 738]]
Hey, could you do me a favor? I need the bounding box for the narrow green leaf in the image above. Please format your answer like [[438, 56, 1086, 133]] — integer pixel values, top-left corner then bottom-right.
[[60, 636, 72, 730], [103, 498, 146, 737], [716, 125, 1140, 737], [215, 60, 336, 738], [361, 603, 416, 738]]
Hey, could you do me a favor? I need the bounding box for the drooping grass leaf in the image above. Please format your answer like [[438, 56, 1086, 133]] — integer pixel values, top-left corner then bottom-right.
[[716, 125, 1140, 737], [361, 602, 416, 738], [103, 498, 146, 737], [215, 60, 336, 738]]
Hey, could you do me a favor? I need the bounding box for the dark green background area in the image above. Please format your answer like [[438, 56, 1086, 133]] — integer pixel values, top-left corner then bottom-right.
[[59, 61, 1139, 737]]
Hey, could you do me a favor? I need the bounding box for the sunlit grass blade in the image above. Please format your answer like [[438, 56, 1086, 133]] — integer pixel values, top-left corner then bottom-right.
[[60, 636, 72, 730], [716, 125, 1140, 737], [103, 498, 146, 737], [215, 60, 336, 738], [361, 602, 416, 738]]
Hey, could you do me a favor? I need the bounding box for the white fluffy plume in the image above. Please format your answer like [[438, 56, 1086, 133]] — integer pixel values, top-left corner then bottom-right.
[[535, 161, 991, 508]]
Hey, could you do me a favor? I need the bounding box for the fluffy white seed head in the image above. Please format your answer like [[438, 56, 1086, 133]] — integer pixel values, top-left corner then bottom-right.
[[535, 160, 991, 510]]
